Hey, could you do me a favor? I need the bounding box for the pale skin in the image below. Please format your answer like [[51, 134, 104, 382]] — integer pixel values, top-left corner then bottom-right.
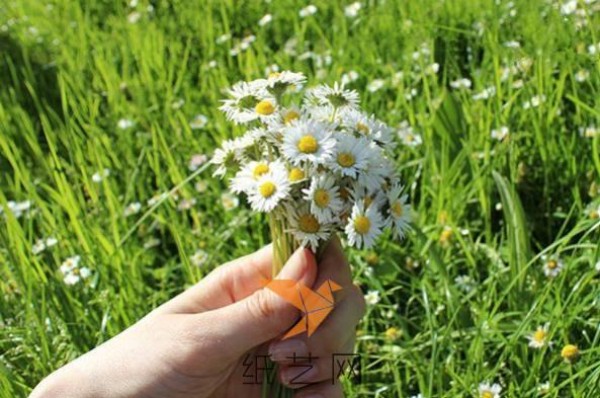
[[30, 238, 366, 398]]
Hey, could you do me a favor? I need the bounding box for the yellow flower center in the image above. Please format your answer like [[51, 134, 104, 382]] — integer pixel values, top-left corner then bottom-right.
[[268, 72, 281, 79], [533, 329, 546, 343], [283, 110, 300, 125], [314, 189, 330, 208], [546, 260, 558, 270], [591, 210, 599, 219], [259, 182, 276, 198], [561, 344, 579, 361], [253, 163, 270, 178], [354, 215, 371, 234], [298, 214, 320, 233], [384, 327, 401, 340], [255, 100, 275, 115], [337, 152, 356, 168], [297, 135, 318, 154], [391, 201, 403, 217], [356, 122, 369, 134], [481, 391, 494, 398], [288, 168, 305, 182]]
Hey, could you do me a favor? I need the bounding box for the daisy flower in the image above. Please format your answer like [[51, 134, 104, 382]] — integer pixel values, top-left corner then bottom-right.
[[282, 119, 336, 166], [329, 134, 371, 178], [541, 254, 564, 278], [308, 82, 360, 110], [287, 205, 331, 251], [364, 290, 380, 305], [303, 174, 344, 223], [386, 184, 412, 239], [219, 81, 274, 124], [345, 200, 384, 249], [60, 255, 91, 286], [230, 160, 285, 194], [247, 167, 290, 212], [357, 153, 393, 192], [211, 139, 243, 177], [526, 323, 551, 349], [255, 71, 306, 97], [478, 382, 502, 398], [561, 344, 579, 364]]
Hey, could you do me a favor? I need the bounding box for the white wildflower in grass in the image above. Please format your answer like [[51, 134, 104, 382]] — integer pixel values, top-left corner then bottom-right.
[[478, 382, 502, 398], [211, 139, 244, 177], [367, 79, 386, 92], [258, 13, 272, 27], [143, 238, 161, 250], [1, 200, 32, 219], [220, 192, 239, 210], [188, 153, 208, 171], [303, 174, 344, 223], [523, 95, 546, 109], [504, 40, 521, 48], [341, 70, 359, 85], [595, 260, 600, 273], [282, 119, 336, 166], [491, 126, 509, 141], [190, 249, 209, 267], [177, 198, 196, 211], [364, 290, 381, 305], [344, 2, 362, 18], [455, 274, 475, 293], [579, 125, 599, 138], [560, 0, 578, 15], [123, 202, 142, 217], [92, 168, 110, 183], [526, 323, 551, 349], [60, 256, 91, 286], [32, 237, 58, 255], [537, 382, 550, 395], [117, 118, 135, 130], [299, 5, 317, 18], [189, 114, 208, 129], [346, 200, 384, 249], [216, 33, 230, 44], [219, 81, 273, 124], [195, 180, 208, 193], [541, 254, 564, 278], [450, 78, 472, 89], [397, 121, 423, 147], [575, 69, 589, 82], [472, 86, 496, 101]]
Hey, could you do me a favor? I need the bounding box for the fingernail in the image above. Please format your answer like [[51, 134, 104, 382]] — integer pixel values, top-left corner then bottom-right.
[[281, 362, 318, 386], [268, 339, 308, 362]]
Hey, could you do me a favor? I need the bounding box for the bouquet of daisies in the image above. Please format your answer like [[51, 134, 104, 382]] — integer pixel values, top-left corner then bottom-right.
[[212, 71, 411, 273]]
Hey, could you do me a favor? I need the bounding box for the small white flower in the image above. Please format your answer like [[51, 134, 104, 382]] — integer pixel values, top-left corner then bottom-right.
[[397, 121, 423, 147], [211, 139, 244, 177], [190, 249, 209, 267], [541, 254, 564, 278], [258, 13, 272, 27], [523, 95, 546, 109], [345, 200, 384, 249], [526, 323, 551, 349], [143, 238, 161, 249], [188, 153, 208, 171], [504, 40, 521, 48], [537, 382, 550, 395], [287, 205, 331, 252], [123, 202, 142, 217], [329, 134, 371, 178], [221, 192, 239, 211], [455, 275, 475, 293], [367, 79, 386, 93], [472, 86, 496, 101], [595, 260, 600, 273], [560, 1, 578, 15], [282, 119, 336, 166], [254, 71, 306, 96], [231, 160, 286, 194], [478, 382, 502, 398], [1, 200, 32, 219], [117, 118, 135, 130], [344, 2, 362, 18], [60, 256, 91, 285], [195, 180, 208, 193], [588, 42, 600, 55], [307, 82, 360, 110], [491, 126, 509, 141], [299, 4, 317, 18], [32, 237, 58, 255], [247, 168, 290, 212], [575, 69, 589, 82], [579, 126, 599, 138], [303, 174, 344, 223], [425, 63, 439, 75], [364, 290, 380, 305], [386, 184, 411, 239], [127, 11, 141, 24], [189, 114, 208, 130], [92, 168, 111, 183], [341, 70, 359, 85], [219, 81, 273, 124], [450, 78, 472, 89], [177, 198, 196, 211]]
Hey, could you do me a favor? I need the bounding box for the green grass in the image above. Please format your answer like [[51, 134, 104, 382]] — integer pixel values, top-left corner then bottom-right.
[[1, 0, 599, 396]]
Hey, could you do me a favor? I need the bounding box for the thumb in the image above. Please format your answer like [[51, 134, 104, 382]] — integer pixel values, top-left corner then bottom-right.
[[207, 247, 317, 357]]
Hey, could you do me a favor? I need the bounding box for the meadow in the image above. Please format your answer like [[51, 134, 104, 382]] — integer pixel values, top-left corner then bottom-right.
[[1, 0, 600, 396]]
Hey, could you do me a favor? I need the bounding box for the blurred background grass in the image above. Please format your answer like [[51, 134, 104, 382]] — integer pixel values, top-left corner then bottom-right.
[[0, 0, 599, 396]]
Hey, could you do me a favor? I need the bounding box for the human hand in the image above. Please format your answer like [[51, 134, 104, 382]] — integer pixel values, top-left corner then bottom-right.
[[30, 238, 366, 398]]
